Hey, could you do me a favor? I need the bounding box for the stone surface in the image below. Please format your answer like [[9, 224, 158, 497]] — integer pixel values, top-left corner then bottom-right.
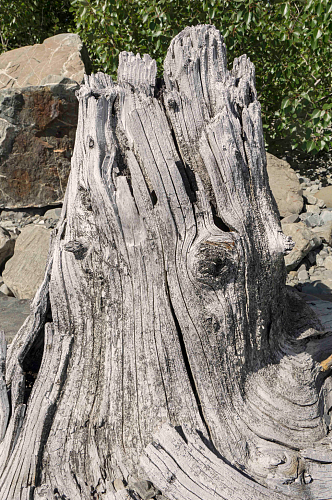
[[0, 83, 78, 208], [282, 221, 321, 271], [0, 293, 30, 343], [0, 33, 90, 89], [316, 186, 332, 208], [0, 226, 15, 268], [266, 152, 303, 217], [2, 224, 51, 299]]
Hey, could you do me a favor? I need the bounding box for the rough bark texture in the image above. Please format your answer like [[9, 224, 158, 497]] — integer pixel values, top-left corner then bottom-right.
[[1, 25, 332, 500]]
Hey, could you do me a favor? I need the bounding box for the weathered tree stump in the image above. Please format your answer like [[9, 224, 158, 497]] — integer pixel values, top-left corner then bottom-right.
[[1, 25, 332, 500]]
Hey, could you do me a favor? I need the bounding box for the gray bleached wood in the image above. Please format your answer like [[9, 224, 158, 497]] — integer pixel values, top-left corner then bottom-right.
[[0, 24, 332, 499]]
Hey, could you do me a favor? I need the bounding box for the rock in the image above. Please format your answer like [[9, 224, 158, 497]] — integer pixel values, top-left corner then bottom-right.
[[313, 269, 332, 281], [305, 204, 321, 214], [304, 194, 318, 205], [311, 222, 332, 246], [43, 208, 62, 219], [282, 213, 299, 224], [0, 83, 78, 208], [316, 186, 332, 208], [0, 34, 91, 89], [306, 185, 320, 195], [298, 269, 309, 281], [0, 283, 14, 296], [304, 214, 322, 228], [317, 198, 326, 208], [316, 254, 325, 267], [266, 153, 303, 217], [44, 207, 62, 229], [0, 294, 31, 343], [2, 225, 51, 299], [324, 256, 332, 271], [321, 210, 332, 224], [0, 226, 15, 267], [282, 221, 321, 271]]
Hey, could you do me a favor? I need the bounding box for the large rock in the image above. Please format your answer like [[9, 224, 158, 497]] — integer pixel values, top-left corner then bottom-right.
[[266, 152, 303, 218], [0, 82, 78, 208], [0, 33, 90, 89], [282, 221, 321, 271], [2, 225, 51, 299]]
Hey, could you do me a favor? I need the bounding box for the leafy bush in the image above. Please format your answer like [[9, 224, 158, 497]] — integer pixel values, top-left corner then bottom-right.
[[1, 0, 331, 156], [0, 0, 75, 52], [69, 0, 332, 156]]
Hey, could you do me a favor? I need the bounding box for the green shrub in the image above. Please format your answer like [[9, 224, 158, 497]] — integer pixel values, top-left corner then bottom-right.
[[1, 0, 331, 156], [0, 0, 75, 52], [69, 0, 332, 156]]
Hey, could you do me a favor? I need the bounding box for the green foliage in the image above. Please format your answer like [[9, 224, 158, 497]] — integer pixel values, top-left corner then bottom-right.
[[69, 0, 332, 156], [0, 0, 75, 52], [1, 0, 331, 156]]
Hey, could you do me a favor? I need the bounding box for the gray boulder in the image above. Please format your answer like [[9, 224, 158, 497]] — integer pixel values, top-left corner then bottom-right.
[[2, 225, 51, 299], [0, 33, 90, 89], [266, 152, 303, 218], [282, 221, 321, 271]]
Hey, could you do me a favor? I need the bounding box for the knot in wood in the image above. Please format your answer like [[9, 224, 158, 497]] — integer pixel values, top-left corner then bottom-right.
[[63, 240, 87, 260], [189, 238, 237, 287], [89, 137, 94, 148]]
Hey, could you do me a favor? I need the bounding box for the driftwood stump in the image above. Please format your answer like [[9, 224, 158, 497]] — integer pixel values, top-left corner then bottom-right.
[[1, 25, 332, 500]]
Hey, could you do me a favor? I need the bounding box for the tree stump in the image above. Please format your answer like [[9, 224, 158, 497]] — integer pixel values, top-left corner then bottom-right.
[[1, 25, 332, 500]]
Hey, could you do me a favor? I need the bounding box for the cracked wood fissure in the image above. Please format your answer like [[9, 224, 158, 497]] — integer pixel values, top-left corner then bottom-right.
[[0, 25, 332, 500]]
